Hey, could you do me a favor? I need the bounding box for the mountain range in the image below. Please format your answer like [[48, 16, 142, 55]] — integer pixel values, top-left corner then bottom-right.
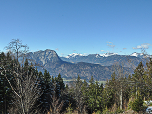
[[25, 49, 150, 81], [60, 52, 149, 68]]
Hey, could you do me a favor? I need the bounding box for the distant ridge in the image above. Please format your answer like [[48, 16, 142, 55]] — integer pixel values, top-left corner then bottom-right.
[[60, 52, 148, 67], [24, 49, 149, 81]]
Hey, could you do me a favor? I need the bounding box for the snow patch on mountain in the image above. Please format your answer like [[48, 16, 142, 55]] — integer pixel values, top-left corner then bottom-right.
[[130, 52, 143, 57], [95, 54, 100, 58], [130, 52, 151, 58], [62, 52, 151, 59], [100, 53, 118, 57], [65, 53, 87, 58]]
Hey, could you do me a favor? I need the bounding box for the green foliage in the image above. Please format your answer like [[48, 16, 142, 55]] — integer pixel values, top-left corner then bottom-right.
[[0, 52, 14, 114], [37, 69, 53, 112], [102, 72, 117, 110], [116, 108, 124, 113], [56, 73, 65, 89], [3, 41, 152, 114], [102, 107, 112, 114], [131, 61, 147, 99], [131, 97, 143, 112], [94, 110, 101, 114], [127, 101, 133, 110], [65, 103, 73, 114], [149, 102, 152, 106], [143, 102, 148, 107], [86, 76, 105, 113], [55, 73, 65, 99]]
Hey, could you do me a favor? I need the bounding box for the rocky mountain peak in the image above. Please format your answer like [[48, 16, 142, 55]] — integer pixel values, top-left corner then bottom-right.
[[130, 52, 151, 58], [27, 49, 62, 65]]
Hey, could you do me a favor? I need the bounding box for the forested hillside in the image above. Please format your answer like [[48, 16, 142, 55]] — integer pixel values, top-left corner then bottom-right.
[[1, 39, 152, 114]]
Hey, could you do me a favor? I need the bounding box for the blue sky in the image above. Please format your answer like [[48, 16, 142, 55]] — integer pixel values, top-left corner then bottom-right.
[[0, 0, 152, 57]]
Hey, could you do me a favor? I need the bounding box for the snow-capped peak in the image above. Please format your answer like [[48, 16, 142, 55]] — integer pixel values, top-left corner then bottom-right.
[[130, 52, 151, 58], [130, 52, 144, 57], [95, 54, 100, 58], [100, 53, 118, 57], [65, 53, 86, 58]]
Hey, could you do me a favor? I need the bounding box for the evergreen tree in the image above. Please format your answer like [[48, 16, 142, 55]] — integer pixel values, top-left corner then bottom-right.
[[39, 69, 52, 112], [81, 79, 88, 103], [55, 73, 65, 98], [132, 61, 146, 99], [102, 72, 117, 111], [145, 58, 152, 100], [0, 52, 14, 114], [98, 83, 104, 112], [87, 76, 104, 113], [88, 76, 96, 113], [68, 75, 86, 114], [74, 75, 84, 113], [102, 84, 114, 109]]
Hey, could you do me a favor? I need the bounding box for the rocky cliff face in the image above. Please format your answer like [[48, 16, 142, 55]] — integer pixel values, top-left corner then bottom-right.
[[27, 49, 66, 70], [27, 49, 62, 64]]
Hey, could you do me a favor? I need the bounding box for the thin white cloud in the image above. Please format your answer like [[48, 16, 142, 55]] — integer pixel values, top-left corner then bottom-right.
[[133, 43, 152, 49], [107, 41, 112, 44], [100, 50, 105, 52], [107, 44, 115, 48], [107, 41, 115, 48]]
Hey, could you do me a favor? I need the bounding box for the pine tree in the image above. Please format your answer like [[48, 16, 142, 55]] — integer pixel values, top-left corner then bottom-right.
[[102, 72, 117, 110], [68, 75, 85, 114], [98, 83, 104, 112], [88, 76, 96, 113], [81, 79, 88, 101], [132, 61, 146, 99], [87, 76, 104, 113], [38, 69, 52, 112], [0, 52, 14, 114], [145, 58, 152, 100], [55, 73, 65, 98]]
